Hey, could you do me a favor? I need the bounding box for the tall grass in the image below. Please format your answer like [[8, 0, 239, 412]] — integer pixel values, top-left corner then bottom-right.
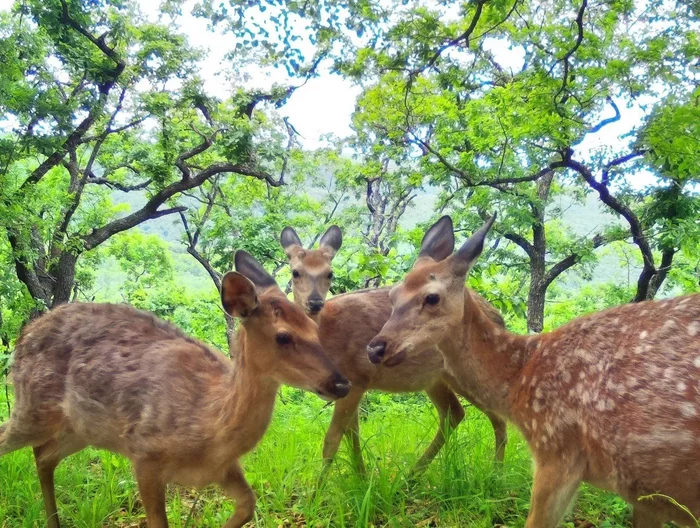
[[0, 388, 631, 527]]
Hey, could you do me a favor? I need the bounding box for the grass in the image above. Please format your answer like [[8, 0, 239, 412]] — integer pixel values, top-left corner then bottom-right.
[[0, 388, 632, 527]]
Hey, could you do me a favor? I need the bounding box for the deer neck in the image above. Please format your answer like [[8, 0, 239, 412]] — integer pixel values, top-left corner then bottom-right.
[[214, 331, 280, 453], [438, 290, 537, 420]]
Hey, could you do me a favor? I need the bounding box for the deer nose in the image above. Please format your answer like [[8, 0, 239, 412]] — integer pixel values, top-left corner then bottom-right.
[[327, 373, 351, 398], [307, 299, 325, 313], [367, 338, 386, 364]]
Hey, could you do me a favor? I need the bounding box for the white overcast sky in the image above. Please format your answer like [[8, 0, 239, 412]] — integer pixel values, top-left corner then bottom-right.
[[0, 0, 657, 187]]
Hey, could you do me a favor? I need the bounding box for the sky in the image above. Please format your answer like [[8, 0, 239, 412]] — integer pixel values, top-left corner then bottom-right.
[[0, 0, 656, 187]]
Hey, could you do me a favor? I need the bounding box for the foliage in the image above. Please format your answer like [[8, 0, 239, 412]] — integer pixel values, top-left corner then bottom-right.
[[0, 0, 699, 525]]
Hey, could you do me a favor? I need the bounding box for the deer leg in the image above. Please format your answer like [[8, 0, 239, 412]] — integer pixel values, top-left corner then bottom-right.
[[631, 502, 666, 528], [525, 457, 582, 528], [134, 461, 168, 528], [221, 462, 255, 528], [485, 411, 508, 462], [411, 382, 465, 475], [33, 433, 86, 528], [347, 408, 366, 475], [322, 386, 365, 472]]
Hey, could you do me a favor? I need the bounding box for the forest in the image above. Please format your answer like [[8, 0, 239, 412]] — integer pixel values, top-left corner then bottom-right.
[[0, 0, 698, 526]]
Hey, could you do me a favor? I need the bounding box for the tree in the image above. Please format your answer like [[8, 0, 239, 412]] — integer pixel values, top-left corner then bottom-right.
[[0, 0, 293, 319], [246, 0, 699, 330]]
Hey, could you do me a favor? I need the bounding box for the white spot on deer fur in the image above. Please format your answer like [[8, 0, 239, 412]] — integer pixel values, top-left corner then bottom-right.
[[680, 402, 698, 418], [533, 399, 543, 413], [688, 322, 700, 337], [579, 372, 586, 380], [639, 330, 648, 340], [544, 421, 554, 437], [535, 387, 543, 399], [562, 371, 571, 383], [531, 419, 537, 432], [693, 356, 700, 369], [574, 348, 594, 363], [663, 319, 677, 331], [677, 381, 687, 392]]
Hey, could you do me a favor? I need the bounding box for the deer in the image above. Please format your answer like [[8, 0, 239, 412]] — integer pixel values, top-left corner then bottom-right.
[[367, 214, 700, 527], [280, 225, 509, 476], [0, 250, 350, 528]]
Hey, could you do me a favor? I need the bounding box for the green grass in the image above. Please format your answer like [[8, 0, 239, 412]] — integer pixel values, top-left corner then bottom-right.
[[0, 389, 632, 527]]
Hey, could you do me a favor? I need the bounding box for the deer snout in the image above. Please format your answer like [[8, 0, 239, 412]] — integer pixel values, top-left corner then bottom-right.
[[323, 372, 351, 399], [307, 298, 325, 314], [367, 338, 386, 364]]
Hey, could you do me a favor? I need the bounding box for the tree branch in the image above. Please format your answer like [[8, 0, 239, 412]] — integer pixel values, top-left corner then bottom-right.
[[562, 150, 655, 302], [179, 211, 222, 291], [82, 162, 278, 250], [587, 96, 621, 134], [542, 233, 607, 289], [553, 0, 587, 105]]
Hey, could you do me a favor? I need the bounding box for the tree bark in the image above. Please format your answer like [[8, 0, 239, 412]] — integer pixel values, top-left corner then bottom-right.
[[525, 171, 555, 333]]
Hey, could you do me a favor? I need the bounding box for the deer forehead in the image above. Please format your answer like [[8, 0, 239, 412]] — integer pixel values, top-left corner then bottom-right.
[[262, 297, 318, 336], [294, 250, 332, 272]]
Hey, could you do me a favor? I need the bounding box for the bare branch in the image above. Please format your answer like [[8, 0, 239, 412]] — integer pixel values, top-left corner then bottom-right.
[[587, 96, 621, 134]]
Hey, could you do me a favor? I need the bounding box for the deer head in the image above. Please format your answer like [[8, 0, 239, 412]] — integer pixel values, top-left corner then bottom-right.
[[224, 250, 350, 400], [280, 225, 342, 315], [367, 215, 496, 367]]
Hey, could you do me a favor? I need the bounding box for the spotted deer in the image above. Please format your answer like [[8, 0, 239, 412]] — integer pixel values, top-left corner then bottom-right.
[[280, 225, 508, 475], [368, 214, 700, 527], [0, 251, 350, 528]]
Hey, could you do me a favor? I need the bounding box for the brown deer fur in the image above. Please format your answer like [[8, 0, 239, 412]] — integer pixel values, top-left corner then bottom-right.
[[0, 251, 349, 528], [369, 214, 700, 527], [280, 225, 508, 474]]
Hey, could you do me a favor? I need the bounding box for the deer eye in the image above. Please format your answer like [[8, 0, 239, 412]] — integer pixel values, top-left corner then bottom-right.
[[425, 294, 440, 306], [276, 332, 293, 346], [292, 270, 300, 279], [327, 272, 333, 279]]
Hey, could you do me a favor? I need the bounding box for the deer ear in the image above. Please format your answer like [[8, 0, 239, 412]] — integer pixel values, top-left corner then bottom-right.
[[452, 214, 497, 276], [280, 227, 303, 257], [418, 216, 455, 262], [221, 272, 258, 318], [234, 250, 278, 290], [319, 225, 342, 259]]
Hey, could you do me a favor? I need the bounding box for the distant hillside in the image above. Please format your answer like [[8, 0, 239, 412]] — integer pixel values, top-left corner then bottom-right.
[[91, 183, 641, 302]]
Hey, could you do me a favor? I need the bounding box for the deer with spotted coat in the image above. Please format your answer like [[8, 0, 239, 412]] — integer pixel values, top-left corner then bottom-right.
[[280, 225, 509, 475], [0, 251, 349, 528], [367, 214, 700, 527]]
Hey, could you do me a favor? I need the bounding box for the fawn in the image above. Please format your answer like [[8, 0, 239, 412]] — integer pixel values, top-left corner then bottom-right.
[[0, 250, 349, 528], [281, 225, 508, 475], [368, 214, 700, 527]]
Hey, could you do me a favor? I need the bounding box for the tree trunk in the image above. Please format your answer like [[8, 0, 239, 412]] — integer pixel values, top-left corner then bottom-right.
[[49, 251, 79, 308], [645, 247, 675, 300], [526, 171, 554, 333], [528, 265, 546, 333]]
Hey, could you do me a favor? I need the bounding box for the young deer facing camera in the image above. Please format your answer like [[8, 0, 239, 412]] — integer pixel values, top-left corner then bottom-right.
[[0, 251, 349, 528], [281, 226, 508, 475], [368, 214, 700, 527]]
